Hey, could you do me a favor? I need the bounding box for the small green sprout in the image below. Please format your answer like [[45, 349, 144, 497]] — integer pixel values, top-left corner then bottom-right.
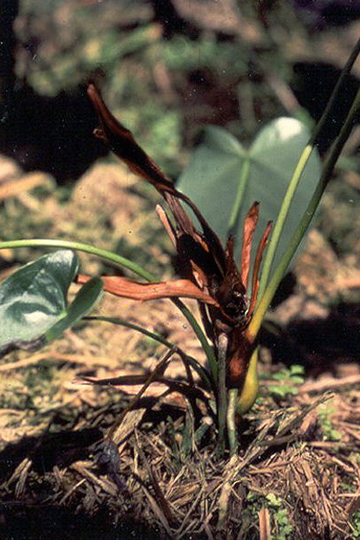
[[266, 493, 294, 540], [317, 403, 342, 442], [268, 365, 305, 398]]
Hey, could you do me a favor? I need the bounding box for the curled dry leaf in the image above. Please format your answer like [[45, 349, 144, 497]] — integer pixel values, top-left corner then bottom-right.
[[87, 84, 178, 197], [241, 202, 260, 289], [76, 274, 219, 305]]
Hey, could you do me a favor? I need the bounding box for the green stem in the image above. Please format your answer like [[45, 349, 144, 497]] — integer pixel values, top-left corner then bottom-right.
[[0, 239, 154, 281], [172, 298, 217, 381], [309, 35, 360, 148], [227, 157, 251, 237], [258, 34, 360, 302], [227, 388, 239, 455], [217, 333, 228, 450], [258, 144, 313, 300], [85, 315, 173, 347], [249, 79, 360, 340]]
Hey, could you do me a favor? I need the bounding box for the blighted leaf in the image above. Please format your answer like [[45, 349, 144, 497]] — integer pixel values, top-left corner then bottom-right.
[[76, 274, 218, 306], [0, 250, 79, 357], [177, 119, 322, 272], [87, 84, 227, 277], [240, 202, 260, 288], [87, 83, 178, 196], [248, 220, 272, 317]]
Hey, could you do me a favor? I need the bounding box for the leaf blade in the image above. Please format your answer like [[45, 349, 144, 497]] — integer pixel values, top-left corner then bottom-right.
[[0, 250, 79, 356]]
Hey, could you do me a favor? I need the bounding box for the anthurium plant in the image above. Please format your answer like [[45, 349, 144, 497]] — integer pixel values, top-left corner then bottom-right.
[[1, 37, 360, 452]]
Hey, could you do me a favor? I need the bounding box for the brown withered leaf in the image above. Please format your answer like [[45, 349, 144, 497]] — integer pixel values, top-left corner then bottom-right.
[[87, 84, 178, 196], [76, 274, 219, 305], [86, 83, 273, 329], [87, 84, 227, 286], [86, 82, 273, 401], [248, 220, 272, 318], [241, 202, 260, 289], [215, 236, 248, 327], [227, 220, 272, 387]]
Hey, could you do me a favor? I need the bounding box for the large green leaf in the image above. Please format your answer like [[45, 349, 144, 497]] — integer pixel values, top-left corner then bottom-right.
[[0, 250, 102, 357], [177, 118, 321, 272]]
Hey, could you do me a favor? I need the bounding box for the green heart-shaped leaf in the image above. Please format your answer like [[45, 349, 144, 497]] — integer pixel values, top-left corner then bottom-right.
[[177, 118, 321, 271], [0, 250, 102, 357]]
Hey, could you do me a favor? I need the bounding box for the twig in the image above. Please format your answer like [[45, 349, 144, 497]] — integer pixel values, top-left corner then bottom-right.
[[106, 346, 177, 441], [259, 507, 271, 540], [134, 431, 175, 526]]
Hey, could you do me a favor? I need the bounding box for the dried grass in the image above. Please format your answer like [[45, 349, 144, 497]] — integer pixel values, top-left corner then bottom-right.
[[1, 375, 360, 539]]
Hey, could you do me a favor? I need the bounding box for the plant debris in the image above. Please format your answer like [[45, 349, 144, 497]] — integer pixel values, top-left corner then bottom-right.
[[1, 382, 360, 539]]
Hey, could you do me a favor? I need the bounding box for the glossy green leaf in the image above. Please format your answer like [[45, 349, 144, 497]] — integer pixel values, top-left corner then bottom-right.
[[177, 118, 321, 272], [0, 250, 79, 357]]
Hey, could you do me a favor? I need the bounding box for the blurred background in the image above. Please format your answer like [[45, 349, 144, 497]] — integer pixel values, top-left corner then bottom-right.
[[2, 0, 360, 182]]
